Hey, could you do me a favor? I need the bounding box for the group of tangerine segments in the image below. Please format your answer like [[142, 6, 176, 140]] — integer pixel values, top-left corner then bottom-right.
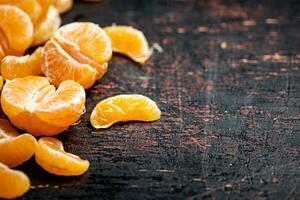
[[0, 0, 161, 199]]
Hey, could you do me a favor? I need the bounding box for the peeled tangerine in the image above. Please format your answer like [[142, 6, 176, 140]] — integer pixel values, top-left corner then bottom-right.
[[35, 137, 89, 176], [1, 47, 43, 80], [0, 163, 30, 199], [0, 5, 33, 60], [1, 76, 86, 136], [43, 22, 112, 89], [0, 119, 37, 168], [90, 94, 161, 129], [104, 25, 152, 64]]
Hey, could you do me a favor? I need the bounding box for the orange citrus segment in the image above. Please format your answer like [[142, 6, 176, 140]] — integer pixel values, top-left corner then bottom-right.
[[0, 119, 37, 168], [0, 162, 30, 199], [35, 137, 90, 176], [0, 75, 3, 90], [0, 5, 33, 56], [53, 0, 72, 14], [90, 94, 161, 128], [32, 6, 61, 46], [104, 25, 152, 64], [1, 47, 43, 80], [0, 0, 42, 25], [1, 76, 86, 136], [43, 22, 112, 89], [37, 0, 52, 24]]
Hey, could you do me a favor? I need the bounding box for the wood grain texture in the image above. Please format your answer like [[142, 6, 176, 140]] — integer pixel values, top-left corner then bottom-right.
[[9, 0, 300, 199]]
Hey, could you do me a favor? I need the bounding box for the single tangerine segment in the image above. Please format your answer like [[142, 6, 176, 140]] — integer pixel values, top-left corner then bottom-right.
[[0, 0, 42, 25], [0, 162, 30, 199], [53, 0, 73, 14], [35, 137, 90, 176], [0, 119, 37, 168], [37, 0, 53, 23], [0, 75, 3, 90], [1, 47, 43, 80], [1, 76, 86, 136], [43, 22, 112, 89], [32, 6, 61, 46], [90, 94, 161, 129], [104, 25, 152, 64], [0, 5, 33, 57]]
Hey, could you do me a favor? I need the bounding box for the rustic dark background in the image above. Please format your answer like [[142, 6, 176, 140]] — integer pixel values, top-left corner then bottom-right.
[[13, 0, 300, 199]]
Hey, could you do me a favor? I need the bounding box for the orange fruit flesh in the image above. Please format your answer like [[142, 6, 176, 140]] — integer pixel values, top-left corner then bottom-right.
[[0, 0, 42, 25], [35, 137, 90, 176], [0, 119, 37, 168], [1, 47, 43, 80], [90, 94, 161, 128], [104, 25, 152, 64], [53, 22, 112, 64], [0, 5, 33, 56], [1, 76, 86, 136], [0, 75, 3, 90], [53, 0, 73, 14], [32, 6, 61, 46], [0, 162, 30, 199], [42, 22, 112, 89], [37, 0, 53, 23]]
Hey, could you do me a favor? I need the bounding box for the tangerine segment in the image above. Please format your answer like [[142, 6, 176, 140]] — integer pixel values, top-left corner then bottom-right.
[[104, 25, 152, 64], [0, 75, 3, 90], [1, 47, 43, 80], [53, 0, 72, 14], [0, 163, 30, 199], [90, 94, 161, 129], [32, 6, 61, 46], [0, 5, 33, 56], [36, 0, 52, 24], [43, 22, 112, 89], [35, 137, 90, 176], [0, 119, 37, 168], [1, 76, 86, 136], [0, 0, 42, 25]]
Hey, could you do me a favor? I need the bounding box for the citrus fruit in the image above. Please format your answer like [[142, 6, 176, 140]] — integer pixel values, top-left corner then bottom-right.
[[35, 137, 90, 176], [1, 47, 43, 80], [0, 119, 37, 168], [42, 22, 112, 89], [36, 0, 52, 24], [0, 0, 42, 25], [53, 0, 73, 14], [103, 25, 152, 64], [32, 6, 61, 46], [0, 5, 33, 58], [0, 75, 3, 90], [90, 94, 161, 128], [0, 162, 30, 199], [1, 76, 86, 136]]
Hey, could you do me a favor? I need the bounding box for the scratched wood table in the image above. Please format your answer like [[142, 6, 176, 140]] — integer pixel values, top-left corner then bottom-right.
[[12, 0, 300, 199]]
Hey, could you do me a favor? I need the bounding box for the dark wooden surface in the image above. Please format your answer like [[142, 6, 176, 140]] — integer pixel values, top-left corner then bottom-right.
[[11, 0, 300, 199]]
